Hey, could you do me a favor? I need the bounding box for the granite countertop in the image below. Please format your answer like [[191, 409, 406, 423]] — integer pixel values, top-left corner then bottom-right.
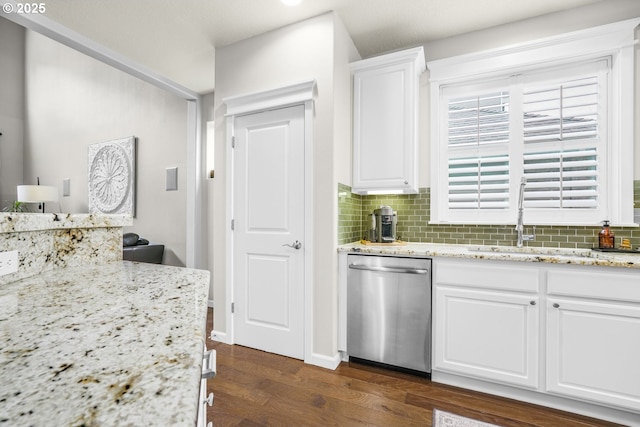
[[0, 213, 132, 234], [0, 261, 210, 426], [338, 242, 640, 269]]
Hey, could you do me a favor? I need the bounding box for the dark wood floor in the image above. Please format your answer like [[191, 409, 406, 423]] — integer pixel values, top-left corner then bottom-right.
[[205, 310, 622, 427]]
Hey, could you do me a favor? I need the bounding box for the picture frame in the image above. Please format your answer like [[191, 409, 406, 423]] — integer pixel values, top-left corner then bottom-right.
[[87, 136, 136, 216]]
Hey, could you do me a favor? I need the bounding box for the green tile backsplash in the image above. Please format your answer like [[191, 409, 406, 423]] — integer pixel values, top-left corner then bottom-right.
[[338, 183, 363, 245], [338, 182, 640, 249]]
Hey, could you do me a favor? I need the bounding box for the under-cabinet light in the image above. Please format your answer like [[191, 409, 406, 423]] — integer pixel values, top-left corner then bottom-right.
[[366, 190, 405, 195]]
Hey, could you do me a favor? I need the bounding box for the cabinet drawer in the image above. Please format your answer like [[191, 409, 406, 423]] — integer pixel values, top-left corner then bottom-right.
[[547, 268, 640, 303], [435, 260, 539, 293]]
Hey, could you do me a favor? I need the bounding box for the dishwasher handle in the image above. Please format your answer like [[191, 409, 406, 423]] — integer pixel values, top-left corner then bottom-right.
[[348, 263, 429, 275]]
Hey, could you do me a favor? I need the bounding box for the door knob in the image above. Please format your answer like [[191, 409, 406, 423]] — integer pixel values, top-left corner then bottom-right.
[[283, 240, 302, 250]]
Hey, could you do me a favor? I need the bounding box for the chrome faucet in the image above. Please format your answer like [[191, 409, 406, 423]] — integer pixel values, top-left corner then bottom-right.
[[516, 177, 535, 248]]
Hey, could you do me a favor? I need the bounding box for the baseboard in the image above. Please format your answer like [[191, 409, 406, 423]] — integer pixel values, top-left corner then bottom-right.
[[307, 352, 342, 370], [208, 298, 214, 308], [210, 329, 230, 344], [432, 370, 640, 426]]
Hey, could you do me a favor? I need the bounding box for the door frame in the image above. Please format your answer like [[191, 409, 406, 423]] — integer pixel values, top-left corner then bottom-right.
[[223, 80, 316, 364]]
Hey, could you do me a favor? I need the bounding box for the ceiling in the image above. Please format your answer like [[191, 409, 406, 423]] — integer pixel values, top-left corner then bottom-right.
[[38, 0, 604, 94]]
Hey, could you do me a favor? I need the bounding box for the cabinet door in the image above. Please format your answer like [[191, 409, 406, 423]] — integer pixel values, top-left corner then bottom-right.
[[547, 298, 640, 411], [197, 377, 207, 427], [351, 48, 423, 194], [434, 286, 539, 389]]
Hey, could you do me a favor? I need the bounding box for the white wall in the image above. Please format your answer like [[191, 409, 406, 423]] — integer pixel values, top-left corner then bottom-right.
[[212, 12, 357, 359], [333, 18, 359, 187], [201, 91, 215, 305], [0, 18, 25, 211], [24, 31, 190, 266], [329, 16, 360, 355]]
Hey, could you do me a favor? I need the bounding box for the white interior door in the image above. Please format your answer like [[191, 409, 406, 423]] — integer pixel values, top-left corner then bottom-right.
[[232, 105, 305, 359]]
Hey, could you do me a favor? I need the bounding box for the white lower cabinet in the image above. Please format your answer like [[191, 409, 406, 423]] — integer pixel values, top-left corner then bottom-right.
[[433, 258, 640, 417], [435, 286, 539, 388], [197, 376, 208, 427], [546, 269, 640, 412], [434, 259, 540, 389], [197, 348, 216, 427]]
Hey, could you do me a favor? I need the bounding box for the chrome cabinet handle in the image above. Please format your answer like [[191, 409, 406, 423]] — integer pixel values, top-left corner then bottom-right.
[[202, 349, 216, 379], [283, 240, 302, 250], [204, 392, 214, 407]]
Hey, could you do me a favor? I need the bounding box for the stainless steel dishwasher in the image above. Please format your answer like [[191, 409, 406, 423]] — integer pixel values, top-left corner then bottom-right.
[[347, 254, 432, 374]]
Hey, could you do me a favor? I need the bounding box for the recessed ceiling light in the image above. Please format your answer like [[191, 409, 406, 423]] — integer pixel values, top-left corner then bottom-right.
[[281, 0, 302, 6]]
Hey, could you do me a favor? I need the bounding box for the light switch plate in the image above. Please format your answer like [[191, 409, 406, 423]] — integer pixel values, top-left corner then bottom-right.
[[166, 167, 178, 191], [63, 179, 70, 197], [0, 250, 19, 276]]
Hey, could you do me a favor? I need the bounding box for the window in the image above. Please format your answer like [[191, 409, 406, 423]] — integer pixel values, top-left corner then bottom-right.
[[441, 61, 608, 224], [522, 68, 603, 212], [429, 19, 638, 226], [447, 90, 510, 211]]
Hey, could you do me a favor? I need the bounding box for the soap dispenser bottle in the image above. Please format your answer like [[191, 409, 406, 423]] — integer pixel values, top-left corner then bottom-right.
[[598, 220, 615, 249]]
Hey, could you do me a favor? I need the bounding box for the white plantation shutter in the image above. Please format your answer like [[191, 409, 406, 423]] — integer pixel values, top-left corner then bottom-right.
[[523, 148, 598, 208], [448, 154, 510, 209], [439, 59, 609, 223], [522, 63, 606, 211], [448, 93, 510, 148], [447, 92, 510, 211], [523, 77, 599, 143]]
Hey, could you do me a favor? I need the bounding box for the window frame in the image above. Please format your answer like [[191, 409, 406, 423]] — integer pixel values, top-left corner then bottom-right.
[[428, 18, 639, 226]]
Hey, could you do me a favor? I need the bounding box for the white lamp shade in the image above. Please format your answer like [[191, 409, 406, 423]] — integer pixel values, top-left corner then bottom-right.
[[17, 185, 59, 203]]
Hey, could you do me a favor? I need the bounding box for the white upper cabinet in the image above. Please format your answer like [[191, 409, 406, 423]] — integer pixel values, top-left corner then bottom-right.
[[351, 47, 425, 194]]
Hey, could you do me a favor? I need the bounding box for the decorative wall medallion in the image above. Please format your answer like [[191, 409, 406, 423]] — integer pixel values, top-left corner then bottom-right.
[[88, 137, 136, 216]]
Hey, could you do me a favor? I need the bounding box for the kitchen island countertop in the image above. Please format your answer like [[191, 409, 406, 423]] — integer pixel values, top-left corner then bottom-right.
[[0, 261, 210, 426], [338, 242, 640, 269]]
